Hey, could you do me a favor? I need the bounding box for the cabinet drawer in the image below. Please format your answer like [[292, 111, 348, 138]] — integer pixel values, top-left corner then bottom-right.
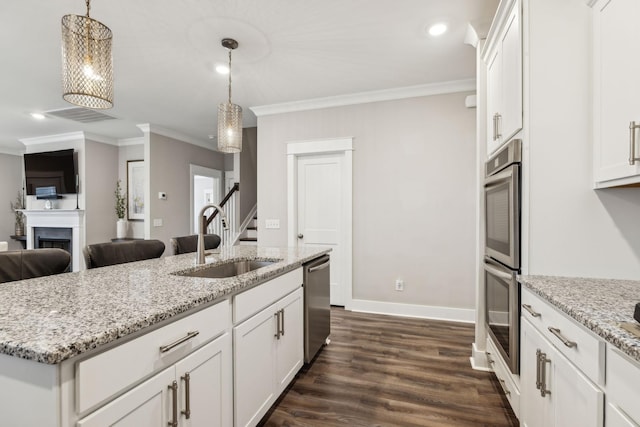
[[234, 268, 302, 324], [606, 346, 640, 425], [521, 288, 605, 385], [76, 300, 230, 414], [486, 336, 520, 418]]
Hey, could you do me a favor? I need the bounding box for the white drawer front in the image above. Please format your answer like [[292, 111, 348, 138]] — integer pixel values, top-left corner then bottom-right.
[[486, 336, 520, 418], [521, 288, 604, 385], [76, 300, 230, 414], [606, 347, 640, 425], [234, 268, 302, 324]]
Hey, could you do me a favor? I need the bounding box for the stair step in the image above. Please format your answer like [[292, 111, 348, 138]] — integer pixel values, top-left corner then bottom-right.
[[239, 237, 257, 242]]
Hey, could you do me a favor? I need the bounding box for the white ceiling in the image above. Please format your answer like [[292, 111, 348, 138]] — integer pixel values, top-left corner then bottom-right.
[[0, 0, 498, 153]]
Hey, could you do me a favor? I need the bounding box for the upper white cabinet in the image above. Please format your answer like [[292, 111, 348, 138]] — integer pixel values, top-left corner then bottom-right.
[[593, 0, 640, 188], [484, 0, 523, 155]]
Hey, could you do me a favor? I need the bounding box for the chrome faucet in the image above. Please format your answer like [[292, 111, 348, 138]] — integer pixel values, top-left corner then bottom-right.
[[197, 203, 229, 264]]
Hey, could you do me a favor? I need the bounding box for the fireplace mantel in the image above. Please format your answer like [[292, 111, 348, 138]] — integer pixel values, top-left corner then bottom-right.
[[20, 210, 85, 272]]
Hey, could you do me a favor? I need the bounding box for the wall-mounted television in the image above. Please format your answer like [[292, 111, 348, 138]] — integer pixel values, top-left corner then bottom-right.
[[24, 149, 77, 196]]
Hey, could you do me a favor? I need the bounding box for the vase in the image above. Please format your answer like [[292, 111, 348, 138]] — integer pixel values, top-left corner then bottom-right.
[[116, 219, 128, 239], [14, 223, 24, 237]]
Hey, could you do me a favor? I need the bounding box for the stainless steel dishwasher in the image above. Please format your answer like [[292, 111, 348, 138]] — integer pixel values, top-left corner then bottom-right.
[[303, 254, 331, 363]]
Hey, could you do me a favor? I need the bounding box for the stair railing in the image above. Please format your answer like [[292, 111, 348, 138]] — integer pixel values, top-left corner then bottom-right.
[[206, 182, 239, 247]]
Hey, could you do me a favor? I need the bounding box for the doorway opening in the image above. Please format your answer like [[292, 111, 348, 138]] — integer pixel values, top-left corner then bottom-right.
[[190, 165, 223, 234]]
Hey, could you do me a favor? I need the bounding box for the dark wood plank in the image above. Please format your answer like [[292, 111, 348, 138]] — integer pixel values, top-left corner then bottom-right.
[[259, 308, 519, 427]]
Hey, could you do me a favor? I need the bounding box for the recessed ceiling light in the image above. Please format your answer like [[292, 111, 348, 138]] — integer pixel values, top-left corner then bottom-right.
[[216, 64, 229, 75], [428, 23, 448, 37], [30, 113, 46, 120]]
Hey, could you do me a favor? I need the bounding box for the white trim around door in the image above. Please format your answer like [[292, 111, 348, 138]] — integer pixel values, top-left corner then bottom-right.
[[287, 137, 353, 309]]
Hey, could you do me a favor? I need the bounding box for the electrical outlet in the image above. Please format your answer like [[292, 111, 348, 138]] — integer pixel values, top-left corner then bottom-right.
[[395, 279, 404, 291], [153, 218, 163, 227]]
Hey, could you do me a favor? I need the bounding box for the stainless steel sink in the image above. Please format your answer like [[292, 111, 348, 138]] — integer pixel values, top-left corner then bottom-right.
[[177, 260, 278, 279]]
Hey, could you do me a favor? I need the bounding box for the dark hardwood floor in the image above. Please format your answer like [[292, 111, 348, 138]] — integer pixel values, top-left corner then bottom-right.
[[259, 308, 519, 427]]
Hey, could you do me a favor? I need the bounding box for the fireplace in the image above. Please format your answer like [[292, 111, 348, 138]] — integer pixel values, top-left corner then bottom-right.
[[21, 210, 85, 272]]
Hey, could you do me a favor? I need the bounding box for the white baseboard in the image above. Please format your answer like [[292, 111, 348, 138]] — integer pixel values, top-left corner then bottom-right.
[[470, 342, 492, 371], [348, 299, 475, 323]]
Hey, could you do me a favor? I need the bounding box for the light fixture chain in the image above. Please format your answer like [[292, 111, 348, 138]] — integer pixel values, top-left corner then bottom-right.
[[228, 49, 232, 103], [85, 0, 91, 18]]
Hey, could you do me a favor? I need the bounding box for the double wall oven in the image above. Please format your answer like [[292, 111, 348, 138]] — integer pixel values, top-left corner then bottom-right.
[[484, 139, 521, 374]]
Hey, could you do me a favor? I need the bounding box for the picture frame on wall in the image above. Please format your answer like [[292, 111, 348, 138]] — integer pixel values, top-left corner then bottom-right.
[[127, 160, 145, 221]]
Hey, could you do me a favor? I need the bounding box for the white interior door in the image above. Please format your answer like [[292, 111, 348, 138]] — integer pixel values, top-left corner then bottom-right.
[[190, 165, 222, 234], [296, 153, 345, 306]]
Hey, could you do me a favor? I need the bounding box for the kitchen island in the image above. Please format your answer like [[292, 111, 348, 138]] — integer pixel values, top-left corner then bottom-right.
[[0, 245, 329, 427]]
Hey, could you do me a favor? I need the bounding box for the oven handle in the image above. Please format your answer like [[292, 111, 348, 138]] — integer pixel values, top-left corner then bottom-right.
[[484, 262, 514, 281], [484, 166, 514, 187]]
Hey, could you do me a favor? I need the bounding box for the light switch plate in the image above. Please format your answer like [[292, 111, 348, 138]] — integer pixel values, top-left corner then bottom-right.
[[265, 219, 280, 229], [153, 218, 163, 227]]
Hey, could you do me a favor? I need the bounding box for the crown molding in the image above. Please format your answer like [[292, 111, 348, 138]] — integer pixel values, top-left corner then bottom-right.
[[137, 123, 216, 152], [251, 79, 476, 117], [84, 132, 118, 146], [117, 137, 145, 147], [0, 146, 24, 156], [19, 131, 85, 147]]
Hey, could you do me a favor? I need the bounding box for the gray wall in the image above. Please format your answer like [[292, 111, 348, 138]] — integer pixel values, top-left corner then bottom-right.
[[84, 140, 118, 245], [239, 127, 257, 221], [257, 92, 477, 309], [148, 133, 226, 254], [0, 153, 24, 250], [525, 0, 640, 279]]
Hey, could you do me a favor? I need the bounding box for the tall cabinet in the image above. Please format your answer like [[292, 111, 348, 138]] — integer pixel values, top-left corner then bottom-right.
[[484, 0, 522, 156]]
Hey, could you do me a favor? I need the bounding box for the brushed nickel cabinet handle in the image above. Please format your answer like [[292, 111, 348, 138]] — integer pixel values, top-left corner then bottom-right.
[[160, 331, 200, 353], [181, 372, 191, 419], [630, 121, 640, 165], [548, 327, 577, 348], [496, 113, 502, 139], [522, 304, 541, 318], [535, 349, 542, 390], [274, 311, 280, 339], [498, 378, 511, 396], [539, 352, 551, 397], [168, 381, 178, 427], [493, 114, 498, 141], [280, 309, 285, 337]]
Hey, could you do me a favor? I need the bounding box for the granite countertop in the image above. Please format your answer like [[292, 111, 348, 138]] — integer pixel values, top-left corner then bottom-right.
[[0, 245, 329, 365], [518, 275, 640, 363]]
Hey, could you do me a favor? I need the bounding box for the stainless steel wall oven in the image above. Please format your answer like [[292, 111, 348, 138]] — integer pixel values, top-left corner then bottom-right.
[[484, 139, 521, 374]]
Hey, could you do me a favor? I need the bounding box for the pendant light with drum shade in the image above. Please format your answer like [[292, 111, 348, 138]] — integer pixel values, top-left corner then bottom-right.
[[217, 38, 242, 153], [61, 0, 113, 109]]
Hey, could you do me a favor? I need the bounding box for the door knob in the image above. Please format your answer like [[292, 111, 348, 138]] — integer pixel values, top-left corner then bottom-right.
[[297, 233, 303, 239]]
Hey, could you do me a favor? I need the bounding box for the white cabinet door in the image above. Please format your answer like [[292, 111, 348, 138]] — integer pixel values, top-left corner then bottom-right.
[[485, 0, 522, 156], [521, 318, 552, 427], [275, 288, 304, 393], [487, 49, 503, 154], [551, 341, 604, 427], [520, 318, 603, 427], [607, 404, 640, 427], [500, 3, 522, 143], [176, 333, 233, 427], [77, 367, 174, 427], [234, 302, 278, 427], [593, 0, 640, 187]]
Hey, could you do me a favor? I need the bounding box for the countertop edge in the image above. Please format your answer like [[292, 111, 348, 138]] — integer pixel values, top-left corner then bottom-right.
[[0, 247, 330, 365], [518, 275, 640, 364]]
